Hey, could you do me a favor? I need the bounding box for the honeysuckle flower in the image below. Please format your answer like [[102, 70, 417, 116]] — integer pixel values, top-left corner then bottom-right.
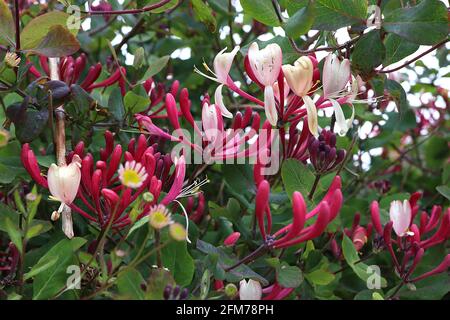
[[282, 56, 314, 97], [247, 42, 282, 126], [4, 52, 21, 68], [47, 155, 82, 208], [330, 99, 354, 136], [194, 46, 240, 84], [202, 103, 220, 142], [214, 84, 233, 118], [149, 204, 172, 230], [308, 130, 346, 175], [239, 279, 262, 300], [118, 160, 148, 189], [303, 95, 318, 137], [322, 54, 350, 98], [389, 200, 413, 237]]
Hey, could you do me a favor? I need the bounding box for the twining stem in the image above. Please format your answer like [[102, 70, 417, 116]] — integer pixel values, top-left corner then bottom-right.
[[308, 174, 321, 200], [378, 38, 449, 74], [154, 229, 162, 268], [82, 0, 172, 16], [13, 0, 20, 75], [224, 244, 269, 272]]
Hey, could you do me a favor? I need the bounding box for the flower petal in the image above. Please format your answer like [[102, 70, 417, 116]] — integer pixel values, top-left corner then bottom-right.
[[264, 85, 278, 126], [303, 95, 318, 137], [214, 84, 233, 118]]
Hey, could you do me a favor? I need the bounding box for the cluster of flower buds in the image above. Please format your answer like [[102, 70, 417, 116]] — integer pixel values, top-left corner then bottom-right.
[[163, 284, 189, 300], [0, 242, 19, 284], [369, 180, 391, 194], [371, 193, 450, 284], [29, 55, 126, 95], [186, 193, 206, 224], [21, 131, 190, 231], [308, 130, 345, 175], [255, 176, 343, 249]]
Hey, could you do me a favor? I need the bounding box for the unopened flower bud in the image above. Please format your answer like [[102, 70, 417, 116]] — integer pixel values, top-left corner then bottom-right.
[[51, 210, 60, 221], [225, 283, 238, 298]]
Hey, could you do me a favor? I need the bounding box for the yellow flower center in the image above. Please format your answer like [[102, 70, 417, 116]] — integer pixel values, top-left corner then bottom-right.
[[122, 169, 141, 186]]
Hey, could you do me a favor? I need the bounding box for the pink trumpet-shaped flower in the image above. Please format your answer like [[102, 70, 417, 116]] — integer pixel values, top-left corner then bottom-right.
[[322, 54, 350, 98], [47, 155, 82, 206], [389, 200, 412, 237], [247, 42, 282, 126]]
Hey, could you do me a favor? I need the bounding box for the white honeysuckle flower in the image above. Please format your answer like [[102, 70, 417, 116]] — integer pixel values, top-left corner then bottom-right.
[[282, 56, 314, 97], [330, 99, 355, 136], [389, 200, 413, 237], [194, 46, 240, 84], [239, 279, 262, 300], [323, 53, 351, 98]]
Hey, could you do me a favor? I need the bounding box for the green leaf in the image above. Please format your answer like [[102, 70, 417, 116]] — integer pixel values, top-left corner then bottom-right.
[[161, 240, 195, 286], [241, 0, 281, 27], [281, 158, 322, 201], [24, 257, 58, 281], [277, 264, 303, 288], [284, 1, 315, 38], [124, 91, 149, 114], [196, 240, 268, 286], [383, 0, 448, 45], [209, 198, 241, 223], [192, 0, 217, 32], [21, 11, 79, 50], [142, 55, 170, 79], [383, 34, 419, 67], [351, 30, 385, 76], [25, 220, 52, 240], [0, 0, 15, 46], [0, 162, 17, 184], [4, 217, 22, 254], [33, 237, 86, 300], [108, 87, 125, 122], [116, 268, 146, 300], [436, 185, 450, 201], [285, 0, 367, 30], [424, 136, 449, 168], [26, 25, 80, 57], [305, 268, 335, 286], [15, 109, 49, 143], [199, 269, 211, 300], [342, 235, 387, 288]]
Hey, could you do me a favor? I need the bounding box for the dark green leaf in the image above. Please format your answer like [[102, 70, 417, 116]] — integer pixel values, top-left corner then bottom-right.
[[284, 1, 315, 38], [116, 268, 146, 300], [241, 0, 281, 27], [351, 30, 385, 76], [383, 0, 448, 45], [383, 34, 419, 67]]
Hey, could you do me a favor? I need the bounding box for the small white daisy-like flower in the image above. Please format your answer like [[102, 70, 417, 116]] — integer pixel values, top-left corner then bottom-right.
[[149, 204, 172, 230], [118, 160, 148, 189], [4, 52, 21, 68]]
